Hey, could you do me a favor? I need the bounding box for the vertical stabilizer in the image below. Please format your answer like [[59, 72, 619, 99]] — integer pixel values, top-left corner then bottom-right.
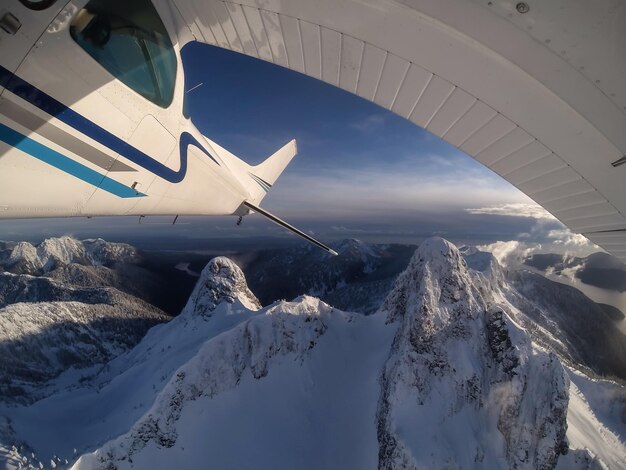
[[246, 139, 297, 203]]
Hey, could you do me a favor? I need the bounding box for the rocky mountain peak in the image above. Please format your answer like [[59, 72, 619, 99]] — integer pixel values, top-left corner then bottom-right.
[[24, 237, 620, 470], [180, 257, 261, 318], [37, 236, 87, 272], [377, 237, 570, 469], [5, 242, 42, 274], [379, 236, 479, 324], [82, 238, 140, 266]]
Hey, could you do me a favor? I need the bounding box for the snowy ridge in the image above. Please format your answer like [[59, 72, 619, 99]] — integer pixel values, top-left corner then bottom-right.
[[504, 270, 626, 379], [76, 296, 332, 468], [0, 258, 266, 468], [560, 369, 626, 469]]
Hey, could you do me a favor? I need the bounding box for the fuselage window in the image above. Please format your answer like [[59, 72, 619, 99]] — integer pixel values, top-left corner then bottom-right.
[[70, 0, 177, 108]]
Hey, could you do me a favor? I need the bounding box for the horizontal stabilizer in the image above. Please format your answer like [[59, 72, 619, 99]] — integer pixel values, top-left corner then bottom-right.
[[243, 201, 338, 256]]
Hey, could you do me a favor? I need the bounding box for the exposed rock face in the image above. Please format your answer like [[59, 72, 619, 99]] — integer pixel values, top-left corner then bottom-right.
[[181, 256, 261, 318], [376, 238, 569, 469]]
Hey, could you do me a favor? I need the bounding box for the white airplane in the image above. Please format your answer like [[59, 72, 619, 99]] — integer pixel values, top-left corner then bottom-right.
[[0, 0, 338, 255], [1, 0, 625, 261]]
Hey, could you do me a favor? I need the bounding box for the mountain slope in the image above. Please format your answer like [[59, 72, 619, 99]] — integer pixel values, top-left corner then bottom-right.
[[524, 251, 626, 293], [464, 249, 626, 381], [0, 298, 167, 405], [506, 270, 626, 379], [0, 237, 171, 405]]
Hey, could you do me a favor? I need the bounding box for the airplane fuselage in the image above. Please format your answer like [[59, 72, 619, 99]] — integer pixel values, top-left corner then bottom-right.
[[0, 0, 253, 220]]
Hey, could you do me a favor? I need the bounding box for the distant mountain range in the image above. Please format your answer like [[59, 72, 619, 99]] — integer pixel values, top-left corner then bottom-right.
[[524, 251, 626, 293], [0, 236, 624, 469], [0, 237, 169, 405], [241, 239, 415, 313]]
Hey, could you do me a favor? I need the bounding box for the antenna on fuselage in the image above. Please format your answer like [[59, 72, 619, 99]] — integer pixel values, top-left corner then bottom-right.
[[185, 83, 203, 94]]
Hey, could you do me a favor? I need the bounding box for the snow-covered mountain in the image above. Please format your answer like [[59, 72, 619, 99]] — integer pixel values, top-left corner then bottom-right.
[[0, 257, 270, 469], [0, 237, 170, 405], [376, 238, 570, 468], [14, 237, 611, 470], [506, 269, 626, 379], [0, 237, 165, 304], [0, 237, 139, 276]]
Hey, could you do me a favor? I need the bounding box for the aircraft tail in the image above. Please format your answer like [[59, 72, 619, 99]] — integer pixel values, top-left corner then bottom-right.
[[246, 139, 297, 204], [238, 139, 336, 255]]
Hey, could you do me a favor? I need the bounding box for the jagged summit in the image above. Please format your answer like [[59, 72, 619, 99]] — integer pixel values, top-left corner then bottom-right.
[[5, 241, 42, 274], [464, 248, 507, 292], [180, 257, 261, 318], [37, 236, 87, 272], [379, 236, 478, 323]]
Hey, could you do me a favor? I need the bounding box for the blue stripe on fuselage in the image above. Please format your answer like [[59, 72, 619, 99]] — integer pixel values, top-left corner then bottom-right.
[[0, 65, 220, 185], [0, 122, 144, 198]]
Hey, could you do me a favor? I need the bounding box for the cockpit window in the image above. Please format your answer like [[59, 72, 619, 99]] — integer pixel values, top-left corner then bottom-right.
[[70, 0, 177, 108], [19, 0, 57, 11]]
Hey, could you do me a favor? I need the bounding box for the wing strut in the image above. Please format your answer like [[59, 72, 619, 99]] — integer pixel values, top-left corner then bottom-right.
[[243, 201, 338, 256]]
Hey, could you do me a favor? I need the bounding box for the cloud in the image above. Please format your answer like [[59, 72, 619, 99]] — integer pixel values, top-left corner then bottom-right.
[[469, 203, 601, 266], [477, 240, 540, 267], [466, 203, 556, 220], [546, 229, 591, 247]]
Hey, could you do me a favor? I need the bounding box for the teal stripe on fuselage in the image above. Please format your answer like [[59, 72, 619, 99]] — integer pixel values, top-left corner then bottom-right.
[[249, 174, 270, 192], [251, 178, 270, 192], [0, 123, 145, 199]]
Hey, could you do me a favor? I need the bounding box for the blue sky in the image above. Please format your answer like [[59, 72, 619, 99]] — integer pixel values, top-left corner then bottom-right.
[[0, 41, 565, 249], [176, 43, 537, 244]]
